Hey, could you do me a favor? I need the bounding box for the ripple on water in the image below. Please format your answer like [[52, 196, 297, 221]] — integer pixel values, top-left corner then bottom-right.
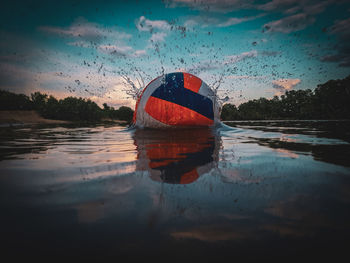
[[0, 121, 349, 260]]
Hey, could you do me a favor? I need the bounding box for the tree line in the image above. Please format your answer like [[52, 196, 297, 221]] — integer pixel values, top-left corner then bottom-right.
[[1, 75, 349, 122], [221, 75, 350, 120], [0, 90, 134, 123]]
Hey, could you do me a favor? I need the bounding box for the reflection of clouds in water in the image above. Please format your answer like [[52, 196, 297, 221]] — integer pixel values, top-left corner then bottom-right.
[[261, 224, 311, 238], [171, 225, 252, 242], [106, 175, 135, 194], [274, 148, 299, 159], [219, 168, 262, 184], [169, 191, 350, 242], [74, 176, 137, 224], [262, 194, 350, 237], [75, 201, 105, 224], [265, 194, 330, 223], [72, 175, 148, 224]]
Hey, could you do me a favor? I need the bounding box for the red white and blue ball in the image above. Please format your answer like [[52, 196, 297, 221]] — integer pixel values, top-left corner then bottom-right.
[[133, 72, 219, 128]]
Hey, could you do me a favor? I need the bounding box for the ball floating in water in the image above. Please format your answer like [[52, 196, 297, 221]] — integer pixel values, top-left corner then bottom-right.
[[133, 72, 220, 128]]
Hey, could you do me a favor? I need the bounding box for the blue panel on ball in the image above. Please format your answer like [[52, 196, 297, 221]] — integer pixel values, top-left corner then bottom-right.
[[150, 73, 214, 120]]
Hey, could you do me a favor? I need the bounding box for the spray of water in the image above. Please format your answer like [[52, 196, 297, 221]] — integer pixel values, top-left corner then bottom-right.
[[118, 67, 149, 101]]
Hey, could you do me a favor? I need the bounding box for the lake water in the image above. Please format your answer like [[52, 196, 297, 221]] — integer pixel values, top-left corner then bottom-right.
[[1, 121, 350, 261]]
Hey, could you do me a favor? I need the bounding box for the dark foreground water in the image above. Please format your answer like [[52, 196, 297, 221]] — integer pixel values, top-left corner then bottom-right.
[[0, 121, 350, 261]]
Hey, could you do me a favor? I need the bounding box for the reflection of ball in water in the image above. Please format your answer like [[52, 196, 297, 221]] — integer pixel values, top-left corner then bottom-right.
[[133, 128, 219, 184], [133, 72, 220, 128]]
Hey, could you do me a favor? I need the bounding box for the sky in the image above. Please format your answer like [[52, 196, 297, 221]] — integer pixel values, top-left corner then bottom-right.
[[1, 0, 350, 108]]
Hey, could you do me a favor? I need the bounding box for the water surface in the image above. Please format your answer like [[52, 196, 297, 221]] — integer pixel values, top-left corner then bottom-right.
[[1, 121, 349, 261]]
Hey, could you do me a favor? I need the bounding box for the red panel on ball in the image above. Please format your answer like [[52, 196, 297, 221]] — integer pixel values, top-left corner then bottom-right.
[[183, 72, 202, 93]]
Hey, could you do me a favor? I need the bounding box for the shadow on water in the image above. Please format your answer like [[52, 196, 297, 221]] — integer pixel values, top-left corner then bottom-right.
[[133, 127, 220, 184]]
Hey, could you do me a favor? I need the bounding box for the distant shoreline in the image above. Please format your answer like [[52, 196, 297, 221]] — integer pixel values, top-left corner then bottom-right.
[[223, 119, 350, 122], [0, 110, 128, 126], [0, 110, 70, 125]]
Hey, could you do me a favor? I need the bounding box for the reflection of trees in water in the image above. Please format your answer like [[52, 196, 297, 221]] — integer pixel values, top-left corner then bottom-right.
[[224, 120, 350, 167], [226, 120, 350, 143], [133, 128, 220, 184], [254, 137, 350, 167], [0, 126, 53, 160], [0, 124, 102, 161]]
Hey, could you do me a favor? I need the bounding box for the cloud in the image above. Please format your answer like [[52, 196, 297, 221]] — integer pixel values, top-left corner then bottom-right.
[[166, 0, 254, 13], [227, 75, 267, 80], [176, 0, 336, 33], [321, 54, 350, 68], [187, 60, 220, 73], [321, 17, 350, 67], [98, 44, 147, 58], [135, 16, 171, 47], [168, 0, 335, 15], [38, 67, 135, 108], [186, 50, 278, 74], [0, 62, 37, 93], [258, 0, 334, 15], [167, 0, 344, 39], [183, 19, 199, 28], [260, 1, 343, 35], [258, 0, 301, 12], [259, 50, 280, 56], [184, 16, 219, 28], [263, 13, 315, 33], [184, 14, 263, 28], [272, 78, 301, 95], [135, 16, 170, 32], [217, 15, 261, 27], [224, 50, 258, 64], [133, 49, 147, 57], [89, 92, 135, 108], [149, 32, 167, 42], [330, 17, 350, 35], [67, 41, 95, 48], [99, 44, 133, 56], [0, 50, 135, 108], [39, 17, 132, 43], [186, 52, 250, 74], [0, 60, 79, 101]]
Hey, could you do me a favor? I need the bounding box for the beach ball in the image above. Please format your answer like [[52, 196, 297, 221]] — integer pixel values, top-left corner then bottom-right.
[[133, 72, 220, 128]]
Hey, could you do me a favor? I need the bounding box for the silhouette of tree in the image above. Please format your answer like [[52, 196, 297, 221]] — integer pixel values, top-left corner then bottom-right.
[[221, 75, 350, 120], [0, 90, 134, 123], [0, 90, 33, 110], [1, 75, 349, 122]]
